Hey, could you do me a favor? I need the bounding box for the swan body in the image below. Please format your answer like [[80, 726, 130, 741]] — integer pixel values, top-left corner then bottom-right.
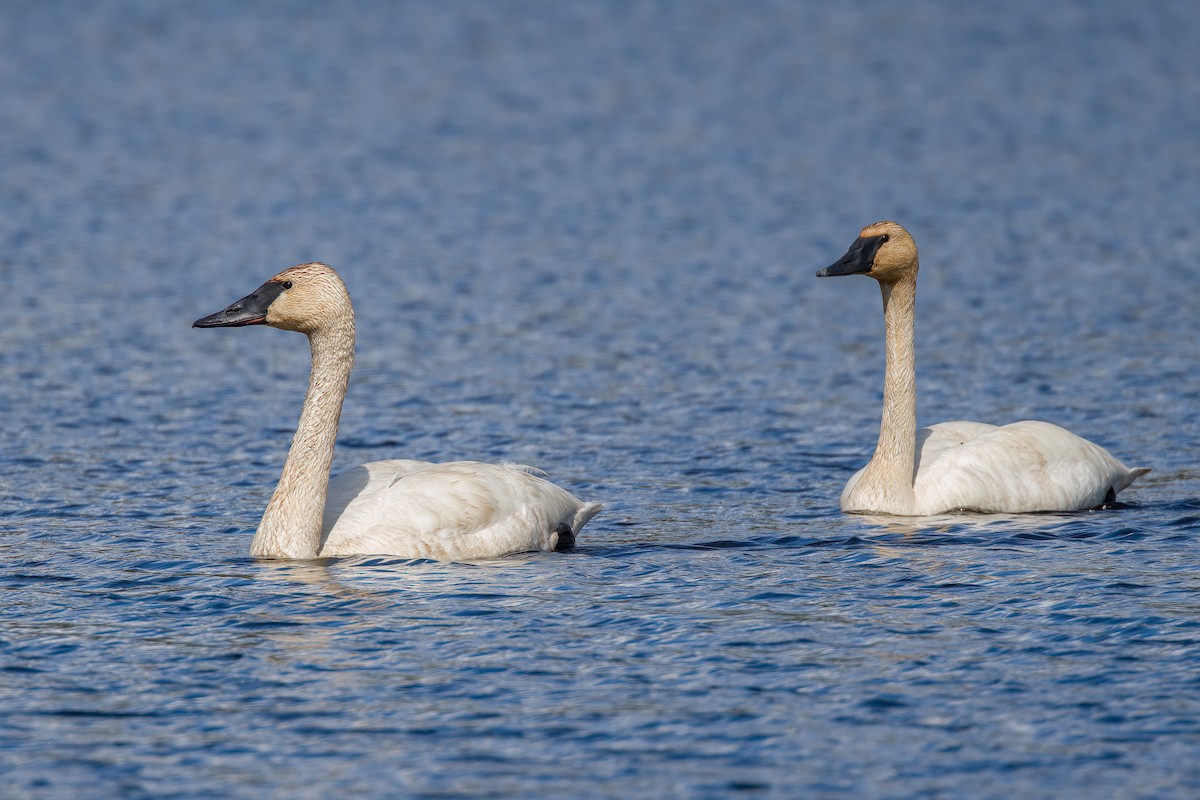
[[194, 263, 601, 560], [843, 420, 1146, 515], [818, 222, 1148, 516], [319, 460, 600, 561]]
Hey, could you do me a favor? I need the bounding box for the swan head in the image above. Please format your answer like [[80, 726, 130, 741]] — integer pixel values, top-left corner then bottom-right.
[[193, 263, 353, 335], [817, 221, 918, 284]]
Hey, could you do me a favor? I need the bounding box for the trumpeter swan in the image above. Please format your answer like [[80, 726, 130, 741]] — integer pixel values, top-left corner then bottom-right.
[[194, 262, 601, 559], [816, 221, 1148, 516]]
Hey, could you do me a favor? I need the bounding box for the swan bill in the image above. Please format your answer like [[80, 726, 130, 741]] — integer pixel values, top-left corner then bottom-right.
[[817, 234, 887, 278], [193, 280, 288, 328]]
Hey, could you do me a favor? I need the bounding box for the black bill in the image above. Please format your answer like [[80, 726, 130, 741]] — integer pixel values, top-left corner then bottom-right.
[[816, 234, 887, 278], [193, 280, 287, 328]]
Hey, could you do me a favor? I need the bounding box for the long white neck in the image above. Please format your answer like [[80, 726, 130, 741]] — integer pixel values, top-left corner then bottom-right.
[[860, 275, 918, 510], [250, 319, 355, 558]]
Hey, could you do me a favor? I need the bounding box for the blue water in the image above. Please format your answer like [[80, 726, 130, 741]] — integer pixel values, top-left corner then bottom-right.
[[2, 0, 1199, 796]]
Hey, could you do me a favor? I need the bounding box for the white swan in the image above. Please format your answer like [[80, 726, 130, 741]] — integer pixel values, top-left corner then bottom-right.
[[816, 221, 1149, 516], [194, 262, 601, 560]]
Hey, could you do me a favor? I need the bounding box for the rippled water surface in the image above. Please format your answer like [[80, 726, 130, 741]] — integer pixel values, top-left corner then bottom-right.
[[2, 1, 1199, 797]]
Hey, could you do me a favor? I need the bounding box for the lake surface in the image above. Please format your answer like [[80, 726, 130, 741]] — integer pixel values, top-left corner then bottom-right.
[[1, 1, 1198, 797]]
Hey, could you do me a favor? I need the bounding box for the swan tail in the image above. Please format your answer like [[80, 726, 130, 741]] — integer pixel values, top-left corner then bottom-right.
[[1105, 466, 1150, 503], [1120, 467, 1151, 491], [573, 502, 602, 533], [501, 461, 549, 477], [552, 502, 601, 551]]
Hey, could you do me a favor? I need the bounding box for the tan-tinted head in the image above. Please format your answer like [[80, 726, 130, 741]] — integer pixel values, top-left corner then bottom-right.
[[816, 221, 918, 283], [193, 262, 353, 335], [261, 263, 353, 333]]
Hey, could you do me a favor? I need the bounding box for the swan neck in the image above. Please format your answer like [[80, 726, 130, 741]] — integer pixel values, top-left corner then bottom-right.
[[251, 319, 355, 558], [866, 275, 919, 504]]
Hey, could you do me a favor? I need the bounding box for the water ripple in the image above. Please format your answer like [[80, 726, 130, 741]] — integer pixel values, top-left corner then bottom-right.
[[2, 0, 1199, 797]]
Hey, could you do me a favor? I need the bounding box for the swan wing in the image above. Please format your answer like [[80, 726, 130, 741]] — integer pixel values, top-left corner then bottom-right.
[[912, 419, 1144, 513], [319, 461, 600, 560], [914, 421, 998, 477], [322, 459, 430, 533]]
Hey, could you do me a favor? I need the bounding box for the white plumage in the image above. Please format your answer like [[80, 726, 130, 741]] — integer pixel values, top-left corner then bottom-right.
[[818, 222, 1148, 516], [321, 460, 600, 561], [194, 263, 601, 560], [844, 419, 1147, 515]]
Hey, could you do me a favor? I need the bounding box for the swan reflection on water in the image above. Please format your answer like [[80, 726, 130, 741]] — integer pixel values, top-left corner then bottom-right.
[[249, 550, 551, 599]]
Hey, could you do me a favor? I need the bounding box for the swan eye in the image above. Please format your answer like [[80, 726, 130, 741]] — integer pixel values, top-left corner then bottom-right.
[[281, 281, 293, 289]]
